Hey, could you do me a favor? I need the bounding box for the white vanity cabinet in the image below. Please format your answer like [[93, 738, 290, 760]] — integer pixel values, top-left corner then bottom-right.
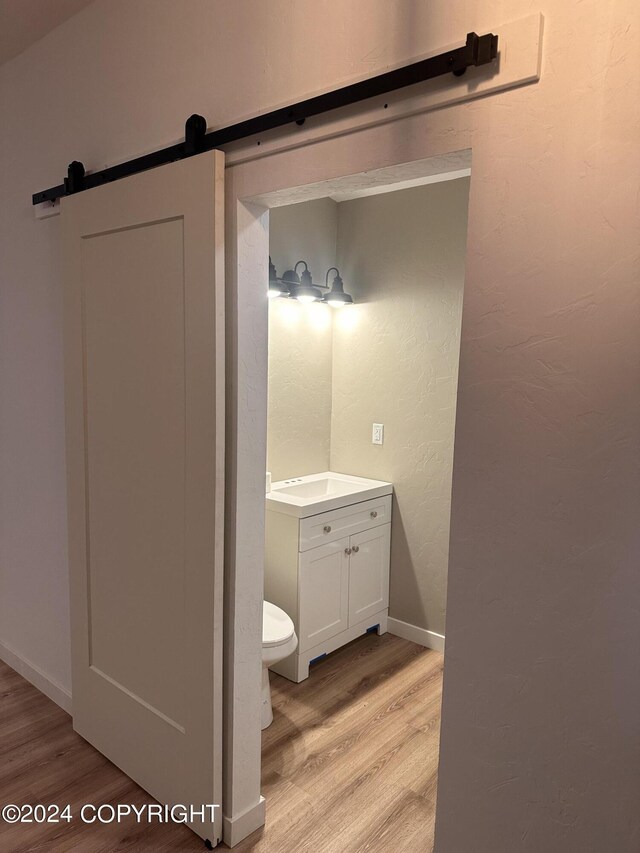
[[265, 493, 392, 683]]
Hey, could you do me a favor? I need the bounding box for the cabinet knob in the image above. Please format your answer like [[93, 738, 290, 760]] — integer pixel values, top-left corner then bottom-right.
[[344, 547, 352, 555], [323, 525, 332, 534], [370, 511, 378, 519], [352, 545, 360, 553]]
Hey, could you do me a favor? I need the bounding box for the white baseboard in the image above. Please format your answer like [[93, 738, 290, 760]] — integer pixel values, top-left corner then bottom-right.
[[222, 796, 265, 847], [0, 638, 72, 713], [387, 617, 445, 653]]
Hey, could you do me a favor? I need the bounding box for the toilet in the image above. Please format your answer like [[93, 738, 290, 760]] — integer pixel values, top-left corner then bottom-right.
[[261, 600, 298, 729]]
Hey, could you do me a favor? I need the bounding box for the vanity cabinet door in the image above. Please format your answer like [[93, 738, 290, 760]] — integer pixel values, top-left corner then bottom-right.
[[298, 537, 350, 652], [348, 524, 391, 627]]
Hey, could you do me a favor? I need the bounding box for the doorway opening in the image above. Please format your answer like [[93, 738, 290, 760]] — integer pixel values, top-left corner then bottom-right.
[[249, 153, 472, 847]]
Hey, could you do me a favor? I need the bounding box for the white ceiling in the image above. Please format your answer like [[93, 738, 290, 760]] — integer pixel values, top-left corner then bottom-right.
[[0, 0, 94, 66]]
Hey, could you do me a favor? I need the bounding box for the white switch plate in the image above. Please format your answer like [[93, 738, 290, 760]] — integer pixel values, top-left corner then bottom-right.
[[372, 423, 384, 445]]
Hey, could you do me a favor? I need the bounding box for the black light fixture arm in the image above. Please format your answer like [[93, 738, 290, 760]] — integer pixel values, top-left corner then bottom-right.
[[325, 267, 340, 288], [32, 31, 497, 206]]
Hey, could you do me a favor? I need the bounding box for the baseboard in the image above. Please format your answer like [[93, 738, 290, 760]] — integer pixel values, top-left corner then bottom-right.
[[222, 796, 265, 847], [387, 617, 445, 653], [0, 638, 72, 713]]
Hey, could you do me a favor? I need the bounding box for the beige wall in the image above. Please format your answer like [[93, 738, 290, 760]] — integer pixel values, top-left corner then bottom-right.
[[268, 181, 468, 640], [331, 178, 470, 637], [267, 199, 336, 480], [1, 1, 639, 850]]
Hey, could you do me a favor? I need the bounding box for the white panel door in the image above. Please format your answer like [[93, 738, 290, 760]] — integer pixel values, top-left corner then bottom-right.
[[349, 524, 391, 626], [61, 151, 224, 845], [298, 538, 350, 652]]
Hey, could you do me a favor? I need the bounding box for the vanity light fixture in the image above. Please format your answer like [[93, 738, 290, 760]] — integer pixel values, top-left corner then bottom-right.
[[267, 259, 356, 306], [282, 260, 323, 304], [323, 267, 354, 307], [268, 256, 289, 299]]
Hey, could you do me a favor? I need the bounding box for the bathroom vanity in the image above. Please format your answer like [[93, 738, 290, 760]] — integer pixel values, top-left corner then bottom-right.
[[265, 472, 392, 682]]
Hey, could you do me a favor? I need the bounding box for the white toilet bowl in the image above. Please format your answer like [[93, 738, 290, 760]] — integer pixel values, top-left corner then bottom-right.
[[262, 600, 297, 730]]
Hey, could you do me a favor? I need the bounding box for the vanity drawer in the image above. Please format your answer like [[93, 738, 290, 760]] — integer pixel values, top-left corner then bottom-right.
[[299, 495, 392, 552]]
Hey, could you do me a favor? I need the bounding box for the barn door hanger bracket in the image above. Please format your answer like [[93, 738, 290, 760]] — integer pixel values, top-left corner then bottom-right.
[[184, 113, 208, 156], [64, 161, 85, 194], [32, 30, 498, 205]]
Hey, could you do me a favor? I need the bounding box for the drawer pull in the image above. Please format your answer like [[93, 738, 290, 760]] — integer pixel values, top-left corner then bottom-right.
[[352, 545, 360, 553], [323, 525, 332, 534], [370, 511, 378, 519], [344, 547, 352, 556]]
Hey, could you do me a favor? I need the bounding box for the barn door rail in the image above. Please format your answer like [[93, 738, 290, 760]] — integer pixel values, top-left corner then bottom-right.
[[32, 31, 497, 205]]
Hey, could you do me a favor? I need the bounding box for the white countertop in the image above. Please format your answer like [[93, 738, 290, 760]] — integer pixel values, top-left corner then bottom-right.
[[266, 471, 393, 519]]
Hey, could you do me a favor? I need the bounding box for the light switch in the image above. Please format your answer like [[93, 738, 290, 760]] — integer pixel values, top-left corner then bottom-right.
[[372, 423, 384, 445]]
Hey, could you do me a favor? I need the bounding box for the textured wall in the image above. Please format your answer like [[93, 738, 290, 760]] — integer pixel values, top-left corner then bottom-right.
[[267, 199, 337, 481], [224, 2, 640, 845], [268, 183, 468, 636], [331, 179, 470, 637], [1, 1, 639, 850]]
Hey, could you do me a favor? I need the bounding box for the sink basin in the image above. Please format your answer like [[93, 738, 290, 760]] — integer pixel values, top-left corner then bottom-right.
[[266, 471, 392, 518], [274, 477, 363, 499]]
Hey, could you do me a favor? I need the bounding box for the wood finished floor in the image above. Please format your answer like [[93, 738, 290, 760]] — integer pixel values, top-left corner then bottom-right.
[[0, 634, 442, 852]]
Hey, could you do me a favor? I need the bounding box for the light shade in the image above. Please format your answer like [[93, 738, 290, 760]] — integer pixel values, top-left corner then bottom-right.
[[284, 261, 323, 303], [323, 268, 353, 307], [268, 256, 288, 298]]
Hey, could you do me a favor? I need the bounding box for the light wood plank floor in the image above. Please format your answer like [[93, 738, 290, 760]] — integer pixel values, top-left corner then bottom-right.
[[0, 634, 442, 852], [237, 634, 443, 853]]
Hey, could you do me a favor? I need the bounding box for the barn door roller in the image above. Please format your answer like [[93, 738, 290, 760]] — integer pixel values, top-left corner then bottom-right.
[[32, 31, 497, 205]]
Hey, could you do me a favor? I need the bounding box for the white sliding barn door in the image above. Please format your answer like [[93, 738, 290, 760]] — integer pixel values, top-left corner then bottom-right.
[[61, 151, 225, 845]]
